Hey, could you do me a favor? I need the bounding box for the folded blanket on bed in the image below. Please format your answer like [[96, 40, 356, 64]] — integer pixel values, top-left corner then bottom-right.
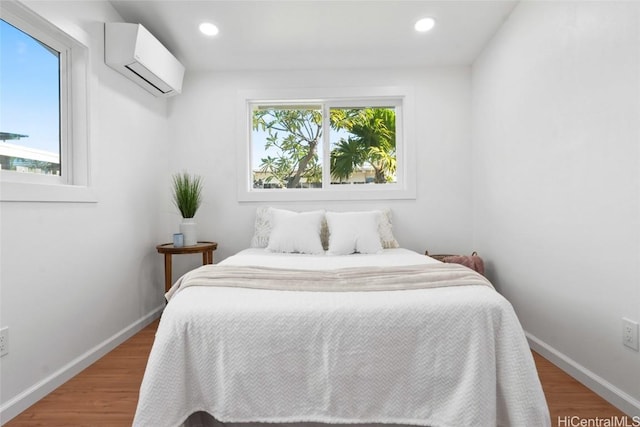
[[166, 263, 493, 300]]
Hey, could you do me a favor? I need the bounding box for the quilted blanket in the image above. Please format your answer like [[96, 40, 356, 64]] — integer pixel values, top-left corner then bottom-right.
[[134, 249, 550, 427]]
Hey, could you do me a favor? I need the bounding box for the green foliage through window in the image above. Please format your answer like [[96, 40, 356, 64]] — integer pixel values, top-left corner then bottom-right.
[[251, 103, 397, 189], [330, 107, 396, 184], [252, 106, 323, 189]]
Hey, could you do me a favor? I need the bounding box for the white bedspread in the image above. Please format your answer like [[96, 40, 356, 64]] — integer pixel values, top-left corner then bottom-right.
[[134, 249, 550, 427]]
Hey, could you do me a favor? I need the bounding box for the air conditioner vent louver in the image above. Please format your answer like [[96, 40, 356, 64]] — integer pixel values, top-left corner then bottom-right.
[[105, 23, 185, 97], [125, 62, 172, 94]]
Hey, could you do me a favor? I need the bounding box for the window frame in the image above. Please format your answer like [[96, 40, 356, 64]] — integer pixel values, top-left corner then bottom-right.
[[237, 86, 416, 202], [0, 0, 93, 203]]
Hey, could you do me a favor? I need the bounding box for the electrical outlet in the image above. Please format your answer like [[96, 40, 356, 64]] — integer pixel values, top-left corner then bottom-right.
[[623, 318, 639, 351], [0, 327, 8, 357]]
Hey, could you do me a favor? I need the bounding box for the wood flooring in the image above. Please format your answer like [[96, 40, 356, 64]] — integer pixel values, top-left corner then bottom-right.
[[3, 318, 632, 427]]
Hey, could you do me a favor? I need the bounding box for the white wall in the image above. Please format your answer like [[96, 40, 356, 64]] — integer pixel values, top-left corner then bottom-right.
[[0, 1, 169, 421], [6, 0, 638, 422], [472, 1, 640, 414], [164, 67, 475, 276]]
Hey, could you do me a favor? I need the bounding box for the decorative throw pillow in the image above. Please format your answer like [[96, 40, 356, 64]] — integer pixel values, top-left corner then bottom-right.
[[325, 211, 383, 255], [266, 208, 325, 254], [320, 216, 330, 250], [250, 206, 273, 248], [378, 208, 400, 249]]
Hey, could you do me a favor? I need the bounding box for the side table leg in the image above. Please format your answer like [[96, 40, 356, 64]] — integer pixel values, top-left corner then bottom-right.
[[164, 254, 172, 293]]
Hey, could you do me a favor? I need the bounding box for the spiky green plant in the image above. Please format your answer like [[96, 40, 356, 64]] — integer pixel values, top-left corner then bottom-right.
[[172, 172, 203, 218]]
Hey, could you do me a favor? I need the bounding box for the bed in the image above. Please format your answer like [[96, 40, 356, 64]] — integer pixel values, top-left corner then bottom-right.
[[134, 209, 550, 427]]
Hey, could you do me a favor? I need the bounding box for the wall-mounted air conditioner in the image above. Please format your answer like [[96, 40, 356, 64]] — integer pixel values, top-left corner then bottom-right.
[[105, 23, 185, 97]]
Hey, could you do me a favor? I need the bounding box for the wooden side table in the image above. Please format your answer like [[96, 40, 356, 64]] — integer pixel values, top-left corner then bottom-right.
[[156, 241, 218, 292]]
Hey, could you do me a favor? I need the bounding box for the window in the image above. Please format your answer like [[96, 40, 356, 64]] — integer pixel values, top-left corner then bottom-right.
[[0, 18, 62, 176], [0, 1, 92, 202], [328, 106, 397, 186], [239, 87, 415, 202], [252, 104, 324, 189]]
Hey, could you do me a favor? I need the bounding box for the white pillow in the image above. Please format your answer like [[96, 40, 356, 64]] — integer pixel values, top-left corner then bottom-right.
[[250, 206, 331, 249], [266, 208, 325, 254], [325, 211, 383, 255]]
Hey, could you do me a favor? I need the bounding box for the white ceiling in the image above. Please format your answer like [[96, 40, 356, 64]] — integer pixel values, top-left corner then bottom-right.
[[109, 1, 518, 72]]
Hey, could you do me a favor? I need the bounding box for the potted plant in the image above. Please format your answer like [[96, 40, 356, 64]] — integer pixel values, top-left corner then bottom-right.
[[172, 172, 203, 246]]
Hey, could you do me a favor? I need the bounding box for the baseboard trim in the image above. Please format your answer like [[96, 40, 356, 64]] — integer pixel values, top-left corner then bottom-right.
[[526, 331, 640, 417], [0, 305, 164, 425]]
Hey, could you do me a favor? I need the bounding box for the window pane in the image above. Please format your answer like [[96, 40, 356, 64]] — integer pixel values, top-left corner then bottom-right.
[[0, 19, 61, 175], [251, 105, 323, 189], [329, 107, 397, 185]]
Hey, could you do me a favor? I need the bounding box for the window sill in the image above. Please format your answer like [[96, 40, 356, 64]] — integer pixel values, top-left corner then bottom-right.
[[238, 186, 416, 202], [1, 181, 97, 203]]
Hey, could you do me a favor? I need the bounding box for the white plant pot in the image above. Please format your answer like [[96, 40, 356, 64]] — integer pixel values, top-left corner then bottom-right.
[[180, 219, 197, 246]]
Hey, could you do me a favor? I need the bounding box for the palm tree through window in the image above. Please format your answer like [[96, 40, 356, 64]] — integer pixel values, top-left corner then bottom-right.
[[251, 102, 397, 190]]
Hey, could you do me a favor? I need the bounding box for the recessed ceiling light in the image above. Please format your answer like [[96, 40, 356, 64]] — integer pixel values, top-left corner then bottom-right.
[[414, 17, 436, 33], [199, 22, 219, 36]]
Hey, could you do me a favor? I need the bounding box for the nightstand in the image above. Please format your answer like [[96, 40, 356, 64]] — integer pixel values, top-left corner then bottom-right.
[[156, 241, 218, 292]]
